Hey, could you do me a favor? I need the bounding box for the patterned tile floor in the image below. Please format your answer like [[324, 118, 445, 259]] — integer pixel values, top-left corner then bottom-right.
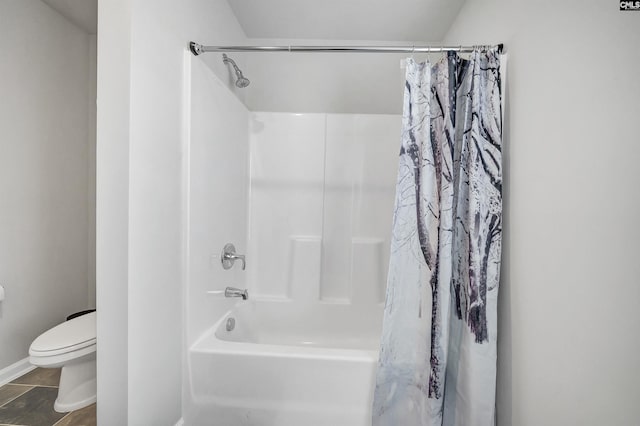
[[0, 368, 96, 426]]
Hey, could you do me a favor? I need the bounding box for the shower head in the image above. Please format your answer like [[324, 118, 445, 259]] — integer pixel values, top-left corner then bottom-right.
[[235, 76, 250, 88], [222, 53, 250, 88]]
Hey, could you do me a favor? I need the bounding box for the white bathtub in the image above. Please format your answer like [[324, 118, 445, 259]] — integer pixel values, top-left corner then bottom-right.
[[188, 300, 382, 426]]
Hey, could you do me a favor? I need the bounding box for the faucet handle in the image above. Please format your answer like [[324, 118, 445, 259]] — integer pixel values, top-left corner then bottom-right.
[[221, 243, 246, 270]]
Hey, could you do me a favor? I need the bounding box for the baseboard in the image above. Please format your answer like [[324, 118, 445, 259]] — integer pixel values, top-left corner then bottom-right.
[[0, 357, 35, 387], [174, 418, 184, 426]]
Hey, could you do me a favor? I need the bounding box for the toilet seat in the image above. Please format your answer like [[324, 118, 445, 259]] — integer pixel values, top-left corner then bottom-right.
[[30, 312, 96, 358]]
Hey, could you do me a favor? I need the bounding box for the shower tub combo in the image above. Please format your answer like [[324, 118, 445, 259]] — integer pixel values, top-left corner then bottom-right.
[[185, 48, 395, 425], [188, 300, 382, 426]]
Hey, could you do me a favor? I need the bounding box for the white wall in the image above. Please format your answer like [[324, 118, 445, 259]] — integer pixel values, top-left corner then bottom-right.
[[444, 1, 640, 425], [244, 38, 419, 114], [97, 0, 248, 424], [0, 0, 91, 371], [96, 0, 131, 422], [246, 113, 399, 303]]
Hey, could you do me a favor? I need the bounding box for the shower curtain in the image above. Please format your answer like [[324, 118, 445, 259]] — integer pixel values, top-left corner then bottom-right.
[[373, 48, 503, 426]]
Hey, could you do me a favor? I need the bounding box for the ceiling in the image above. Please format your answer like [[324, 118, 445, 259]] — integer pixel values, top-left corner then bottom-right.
[[37, 0, 465, 41], [41, 0, 97, 34], [227, 0, 466, 42]]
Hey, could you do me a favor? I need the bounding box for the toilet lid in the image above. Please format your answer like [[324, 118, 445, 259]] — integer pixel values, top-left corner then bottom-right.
[[30, 312, 96, 355]]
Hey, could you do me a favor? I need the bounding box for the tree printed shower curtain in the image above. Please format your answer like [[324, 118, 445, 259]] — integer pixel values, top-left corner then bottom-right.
[[373, 48, 502, 426]]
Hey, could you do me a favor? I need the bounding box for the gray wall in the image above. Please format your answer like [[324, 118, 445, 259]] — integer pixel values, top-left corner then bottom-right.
[[0, 0, 93, 374]]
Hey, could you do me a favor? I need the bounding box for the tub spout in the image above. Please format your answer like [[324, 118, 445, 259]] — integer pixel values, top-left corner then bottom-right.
[[225, 286, 248, 300]]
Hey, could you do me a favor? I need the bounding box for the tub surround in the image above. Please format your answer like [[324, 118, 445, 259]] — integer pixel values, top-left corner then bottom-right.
[[246, 112, 400, 303], [184, 59, 400, 423]]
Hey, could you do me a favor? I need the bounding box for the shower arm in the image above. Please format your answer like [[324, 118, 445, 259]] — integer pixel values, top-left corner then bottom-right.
[[222, 54, 243, 79]]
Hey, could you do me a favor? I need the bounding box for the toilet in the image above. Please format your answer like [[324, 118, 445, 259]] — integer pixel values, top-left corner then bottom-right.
[[29, 311, 96, 413]]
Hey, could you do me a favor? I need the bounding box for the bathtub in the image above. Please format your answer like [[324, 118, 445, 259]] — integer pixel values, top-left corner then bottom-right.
[[188, 300, 382, 426]]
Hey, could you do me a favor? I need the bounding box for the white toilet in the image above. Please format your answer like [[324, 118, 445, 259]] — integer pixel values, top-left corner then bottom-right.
[[29, 311, 96, 413]]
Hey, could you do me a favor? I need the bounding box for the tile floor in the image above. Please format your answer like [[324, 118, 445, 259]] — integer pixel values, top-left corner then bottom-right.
[[0, 368, 96, 426]]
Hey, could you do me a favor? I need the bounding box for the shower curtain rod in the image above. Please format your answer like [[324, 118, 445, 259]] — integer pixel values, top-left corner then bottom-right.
[[189, 42, 503, 56]]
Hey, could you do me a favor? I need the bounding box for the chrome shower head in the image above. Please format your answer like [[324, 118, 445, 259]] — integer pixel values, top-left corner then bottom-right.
[[235, 76, 250, 88], [222, 53, 250, 88]]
